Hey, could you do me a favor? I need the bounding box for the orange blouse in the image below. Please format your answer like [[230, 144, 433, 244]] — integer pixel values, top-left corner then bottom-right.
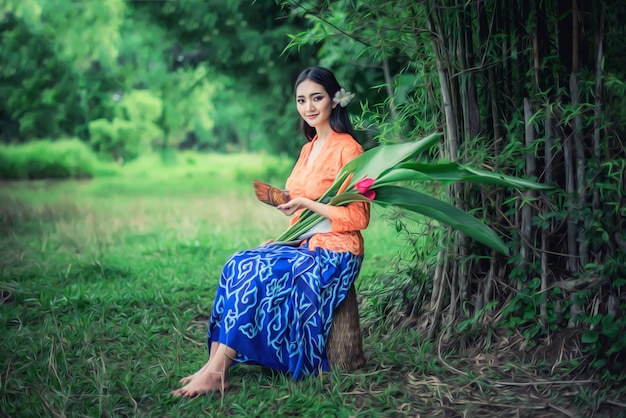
[[285, 131, 370, 255]]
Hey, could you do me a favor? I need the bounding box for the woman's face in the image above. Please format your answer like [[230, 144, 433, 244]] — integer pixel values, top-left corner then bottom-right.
[[295, 79, 336, 130]]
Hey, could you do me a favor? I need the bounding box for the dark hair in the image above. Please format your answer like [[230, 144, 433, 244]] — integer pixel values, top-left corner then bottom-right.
[[294, 67, 357, 142]]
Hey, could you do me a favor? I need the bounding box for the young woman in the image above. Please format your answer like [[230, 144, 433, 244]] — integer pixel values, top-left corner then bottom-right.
[[171, 67, 369, 397]]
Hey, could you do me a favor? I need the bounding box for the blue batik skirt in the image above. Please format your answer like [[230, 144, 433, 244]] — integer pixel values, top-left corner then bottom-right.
[[207, 243, 363, 379]]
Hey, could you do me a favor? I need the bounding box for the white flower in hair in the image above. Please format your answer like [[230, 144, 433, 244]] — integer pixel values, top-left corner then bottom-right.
[[333, 88, 355, 107]]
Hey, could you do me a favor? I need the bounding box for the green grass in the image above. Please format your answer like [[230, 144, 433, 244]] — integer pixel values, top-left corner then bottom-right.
[[1, 153, 624, 417]]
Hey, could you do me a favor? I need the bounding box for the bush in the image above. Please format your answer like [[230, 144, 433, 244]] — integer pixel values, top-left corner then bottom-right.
[[89, 90, 164, 162], [0, 139, 118, 180]]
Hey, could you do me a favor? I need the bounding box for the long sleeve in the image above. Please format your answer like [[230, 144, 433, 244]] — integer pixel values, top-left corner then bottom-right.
[[328, 201, 370, 233], [285, 132, 369, 255]]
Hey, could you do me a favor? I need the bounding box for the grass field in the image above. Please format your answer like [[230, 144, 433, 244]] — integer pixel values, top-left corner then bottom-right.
[[1, 153, 624, 417]]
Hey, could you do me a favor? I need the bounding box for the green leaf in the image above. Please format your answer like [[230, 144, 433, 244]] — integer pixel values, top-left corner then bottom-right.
[[385, 162, 552, 190], [581, 331, 599, 344], [318, 170, 351, 203], [461, 165, 552, 190], [329, 192, 373, 206], [338, 132, 443, 187], [612, 278, 626, 288], [375, 167, 436, 185], [373, 186, 509, 254], [592, 359, 606, 369], [274, 211, 324, 242]]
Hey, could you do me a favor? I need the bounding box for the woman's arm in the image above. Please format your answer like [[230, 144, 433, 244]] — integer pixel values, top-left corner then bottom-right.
[[276, 197, 330, 218], [277, 199, 369, 232], [327, 201, 370, 232], [278, 135, 370, 231]]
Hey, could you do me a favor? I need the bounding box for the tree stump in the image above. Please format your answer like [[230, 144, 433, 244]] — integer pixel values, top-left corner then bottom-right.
[[326, 284, 366, 370]]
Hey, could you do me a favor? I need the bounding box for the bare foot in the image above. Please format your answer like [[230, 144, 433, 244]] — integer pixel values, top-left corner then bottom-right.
[[178, 362, 210, 385], [178, 374, 196, 386], [171, 371, 229, 398]]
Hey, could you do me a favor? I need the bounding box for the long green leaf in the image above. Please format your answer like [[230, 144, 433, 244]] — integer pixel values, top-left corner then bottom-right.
[[338, 132, 443, 187], [374, 186, 509, 254], [275, 212, 324, 242], [382, 162, 552, 190], [318, 170, 351, 203], [374, 167, 441, 185], [461, 165, 552, 190], [329, 192, 373, 206]]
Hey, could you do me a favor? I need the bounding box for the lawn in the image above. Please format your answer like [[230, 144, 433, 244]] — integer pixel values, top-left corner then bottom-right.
[[1, 153, 623, 417]]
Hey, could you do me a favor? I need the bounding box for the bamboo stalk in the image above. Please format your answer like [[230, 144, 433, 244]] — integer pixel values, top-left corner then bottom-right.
[[488, 66, 502, 157], [530, 0, 540, 91], [428, 242, 448, 341], [592, 1, 606, 211], [430, 245, 443, 310], [382, 57, 397, 120], [522, 98, 536, 279], [484, 249, 496, 306], [570, 73, 588, 264], [448, 249, 458, 331], [571, 0, 586, 268], [532, 1, 549, 323], [427, 7, 463, 331], [484, 1, 503, 311], [427, 14, 459, 161], [455, 0, 471, 317], [540, 109, 555, 323], [567, 0, 582, 327]]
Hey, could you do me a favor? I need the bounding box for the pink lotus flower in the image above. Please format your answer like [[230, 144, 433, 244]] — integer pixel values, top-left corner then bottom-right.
[[355, 177, 376, 200]]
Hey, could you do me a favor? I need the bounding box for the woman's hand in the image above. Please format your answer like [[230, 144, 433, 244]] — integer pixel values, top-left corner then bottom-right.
[[276, 197, 310, 216], [277, 197, 331, 219]]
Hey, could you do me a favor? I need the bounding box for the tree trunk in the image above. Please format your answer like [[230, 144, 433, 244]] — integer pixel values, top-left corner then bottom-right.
[[382, 57, 398, 120], [428, 241, 449, 341], [592, 2, 606, 211], [427, 8, 463, 334], [568, 0, 583, 327], [541, 111, 555, 323], [522, 98, 536, 281]]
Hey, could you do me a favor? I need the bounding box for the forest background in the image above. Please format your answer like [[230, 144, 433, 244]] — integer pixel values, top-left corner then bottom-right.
[[1, 0, 625, 417]]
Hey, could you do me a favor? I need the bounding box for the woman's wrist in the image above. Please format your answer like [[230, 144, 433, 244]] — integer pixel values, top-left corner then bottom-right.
[[308, 199, 330, 219]]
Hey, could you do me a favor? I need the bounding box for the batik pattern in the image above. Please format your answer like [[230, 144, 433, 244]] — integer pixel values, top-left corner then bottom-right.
[[207, 243, 363, 379]]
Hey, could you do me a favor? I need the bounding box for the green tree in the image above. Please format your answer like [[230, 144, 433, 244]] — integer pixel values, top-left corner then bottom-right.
[[114, 8, 217, 151], [1, 0, 322, 155], [282, 0, 626, 373], [0, 0, 124, 141], [131, 0, 318, 154], [89, 90, 164, 162]]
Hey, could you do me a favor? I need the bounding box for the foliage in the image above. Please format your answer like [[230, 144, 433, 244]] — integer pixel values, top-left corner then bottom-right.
[[1, 166, 623, 417], [129, 0, 318, 154], [89, 90, 164, 162], [1, 0, 625, 390], [0, 0, 317, 155], [132, 0, 301, 86], [0, 139, 119, 179], [278, 0, 440, 146], [0, 9, 82, 140], [114, 9, 221, 151], [0, 0, 124, 141], [277, 132, 548, 254], [280, 0, 626, 380]]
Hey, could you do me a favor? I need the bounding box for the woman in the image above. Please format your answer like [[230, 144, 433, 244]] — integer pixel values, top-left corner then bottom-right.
[[172, 67, 369, 397]]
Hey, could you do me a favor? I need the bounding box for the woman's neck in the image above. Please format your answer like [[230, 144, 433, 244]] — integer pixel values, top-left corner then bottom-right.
[[314, 124, 334, 144]]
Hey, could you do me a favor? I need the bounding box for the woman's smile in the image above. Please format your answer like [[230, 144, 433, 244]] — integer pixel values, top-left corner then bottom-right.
[[295, 79, 336, 129]]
